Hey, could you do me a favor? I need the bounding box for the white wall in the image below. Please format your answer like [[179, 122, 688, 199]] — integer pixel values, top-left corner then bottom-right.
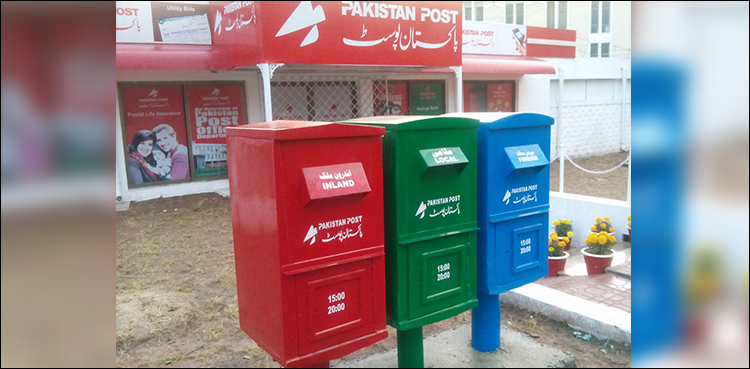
[[549, 191, 631, 248], [546, 58, 631, 159]]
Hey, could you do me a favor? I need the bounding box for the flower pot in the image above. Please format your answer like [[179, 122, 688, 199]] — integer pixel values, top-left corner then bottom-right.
[[581, 247, 615, 275], [627, 227, 631, 242], [547, 251, 569, 277]]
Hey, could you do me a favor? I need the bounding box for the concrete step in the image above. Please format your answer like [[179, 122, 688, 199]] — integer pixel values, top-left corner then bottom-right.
[[334, 323, 575, 368]]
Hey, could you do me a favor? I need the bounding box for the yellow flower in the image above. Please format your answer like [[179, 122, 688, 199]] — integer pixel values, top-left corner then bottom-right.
[[627, 216, 631, 221], [608, 236, 615, 243], [591, 226, 597, 231], [600, 223, 607, 229], [558, 242, 566, 248], [567, 231, 574, 238], [549, 240, 553, 246], [628, 222, 631, 227], [554, 220, 560, 226], [596, 217, 602, 223], [599, 231, 608, 237], [609, 227, 614, 233], [551, 233, 559, 241], [549, 247, 554, 252], [598, 235, 607, 244], [562, 219, 570, 225], [563, 237, 570, 242], [604, 217, 610, 221]]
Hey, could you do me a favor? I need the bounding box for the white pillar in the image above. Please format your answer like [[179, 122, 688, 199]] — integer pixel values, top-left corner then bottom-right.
[[451, 66, 464, 113], [115, 88, 128, 202], [620, 65, 628, 151], [627, 152, 631, 205], [557, 67, 565, 193], [257, 63, 283, 122]]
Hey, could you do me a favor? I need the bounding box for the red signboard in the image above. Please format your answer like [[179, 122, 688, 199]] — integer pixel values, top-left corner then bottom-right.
[[259, 1, 462, 66], [486, 82, 515, 112], [209, 1, 263, 66], [120, 84, 191, 184], [526, 26, 576, 59]]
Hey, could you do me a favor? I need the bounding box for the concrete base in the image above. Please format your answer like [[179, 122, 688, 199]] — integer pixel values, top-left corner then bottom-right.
[[215, 188, 230, 198], [334, 324, 575, 368], [116, 201, 131, 212], [502, 284, 631, 343]]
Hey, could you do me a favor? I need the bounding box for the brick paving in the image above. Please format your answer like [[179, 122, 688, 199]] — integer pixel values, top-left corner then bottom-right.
[[535, 243, 632, 313], [536, 273, 631, 313], [605, 260, 631, 279]]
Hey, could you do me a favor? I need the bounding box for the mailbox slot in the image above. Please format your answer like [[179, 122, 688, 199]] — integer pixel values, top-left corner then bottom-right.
[[419, 147, 469, 169], [503, 144, 549, 171], [303, 162, 372, 201]]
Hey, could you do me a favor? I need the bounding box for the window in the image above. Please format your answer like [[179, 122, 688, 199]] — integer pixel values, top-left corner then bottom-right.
[[590, 1, 612, 57], [463, 81, 516, 113], [506, 2, 524, 25], [591, 1, 611, 34], [590, 42, 610, 58], [601, 42, 610, 57], [463, 1, 484, 21], [547, 1, 567, 29]]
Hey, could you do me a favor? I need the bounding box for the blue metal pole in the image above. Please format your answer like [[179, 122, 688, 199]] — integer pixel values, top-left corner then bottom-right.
[[471, 291, 500, 352]]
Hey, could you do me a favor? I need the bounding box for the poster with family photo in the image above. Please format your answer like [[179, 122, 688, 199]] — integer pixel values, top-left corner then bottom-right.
[[120, 84, 191, 186]]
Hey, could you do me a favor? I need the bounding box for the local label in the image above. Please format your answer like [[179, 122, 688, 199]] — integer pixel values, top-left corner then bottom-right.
[[415, 195, 461, 219], [304, 215, 363, 245]]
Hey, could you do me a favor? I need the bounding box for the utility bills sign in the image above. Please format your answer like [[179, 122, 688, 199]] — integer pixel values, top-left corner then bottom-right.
[[260, 1, 462, 66]]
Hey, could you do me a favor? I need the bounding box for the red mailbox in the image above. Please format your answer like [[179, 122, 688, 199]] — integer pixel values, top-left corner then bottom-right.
[[226, 121, 387, 368]]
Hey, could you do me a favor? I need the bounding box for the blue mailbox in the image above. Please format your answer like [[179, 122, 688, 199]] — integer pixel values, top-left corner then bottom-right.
[[444, 112, 553, 352]]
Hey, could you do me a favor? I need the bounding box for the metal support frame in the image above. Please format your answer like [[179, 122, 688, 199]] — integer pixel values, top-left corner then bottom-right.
[[471, 291, 501, 352], [397, 327, 424, 368], [450, 66, 464, 113], [557, 66, 565, 193], [257, 63, 284, 122]]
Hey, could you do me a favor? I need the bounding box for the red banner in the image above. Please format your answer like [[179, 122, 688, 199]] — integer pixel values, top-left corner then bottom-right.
[[186, 84, 245, 144], [209, 1, 263, 66], [374, 81, 408, 116], [120, 85, 191, 184], [185, 84, 245, 178], [259, 1, 462, 66], [486, 82, 515, 112]]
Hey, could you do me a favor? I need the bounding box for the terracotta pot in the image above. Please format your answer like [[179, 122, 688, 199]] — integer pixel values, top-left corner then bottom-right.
[[581, 247, 615, 275], [547, 251, 569, 277], [628, 227, 631, 242]]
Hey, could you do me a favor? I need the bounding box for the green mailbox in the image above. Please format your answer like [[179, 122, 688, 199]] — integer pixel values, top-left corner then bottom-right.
[[341, 116, 479, 367]]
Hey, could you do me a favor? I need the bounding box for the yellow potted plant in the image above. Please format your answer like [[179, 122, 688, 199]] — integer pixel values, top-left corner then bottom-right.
[[547, 232, 569, 277], [590, 217, 616, 239], [627, 215, 631, 241], [552, 219, 574, 251], [581, 230, 616, 274]]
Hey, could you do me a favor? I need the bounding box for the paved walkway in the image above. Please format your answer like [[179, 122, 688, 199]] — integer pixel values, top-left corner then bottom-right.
[[535, 242, 631, 313]]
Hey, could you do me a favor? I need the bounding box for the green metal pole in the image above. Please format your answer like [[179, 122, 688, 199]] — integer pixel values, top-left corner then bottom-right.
[[397, 327, 424, 368]]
